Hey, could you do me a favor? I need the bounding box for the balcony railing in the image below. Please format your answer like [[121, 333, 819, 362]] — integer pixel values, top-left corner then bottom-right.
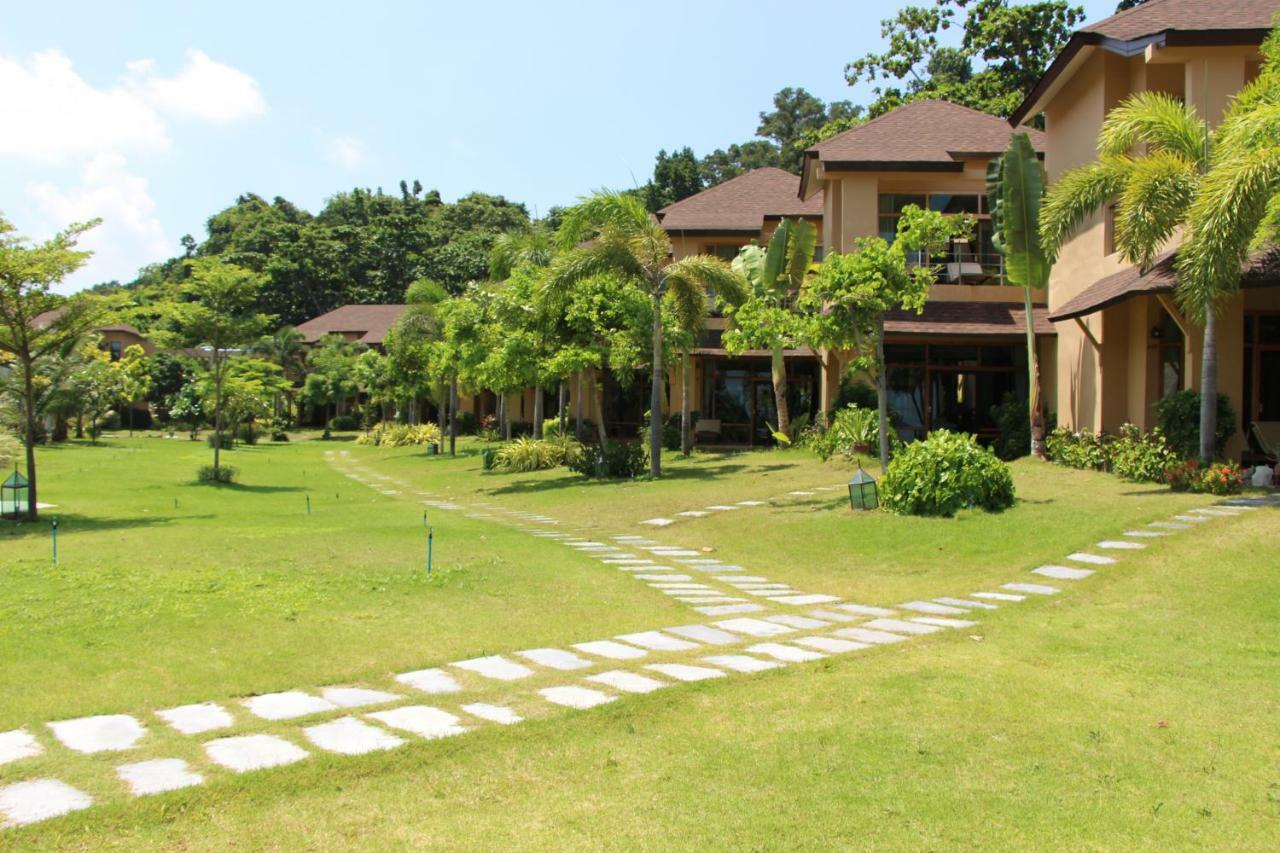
[[907, 249, 1007, 285]]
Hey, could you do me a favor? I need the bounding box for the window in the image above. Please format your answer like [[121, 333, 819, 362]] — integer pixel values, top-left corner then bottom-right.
[[108, 341, 123, 361], [878, 193, 1000, 282], [1244, 312, 1280, 426], [1155, 312, 1184, 400], [706, 244, 741, 261], [883, 342, 1027, 440]]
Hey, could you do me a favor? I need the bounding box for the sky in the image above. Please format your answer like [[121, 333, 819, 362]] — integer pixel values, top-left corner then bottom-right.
[[0, 0, 1121, 291]]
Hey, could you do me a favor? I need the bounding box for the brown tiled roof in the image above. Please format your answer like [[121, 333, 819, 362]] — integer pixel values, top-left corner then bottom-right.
[[808, 100, 1046, 170], [884, 300, 1055, 337], [296, 304, 408, 345], [657, 168, 822, 233]]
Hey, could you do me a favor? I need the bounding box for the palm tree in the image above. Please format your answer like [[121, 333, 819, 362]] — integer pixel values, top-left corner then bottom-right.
[[251, 326, 306, 421], [552, 191, 748, 476], [1177, 29, 1280, 461], [1040, 92, 1213, 455]]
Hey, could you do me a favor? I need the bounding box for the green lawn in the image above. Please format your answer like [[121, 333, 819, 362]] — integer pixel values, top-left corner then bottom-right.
[[3, 434, 1278, 849]]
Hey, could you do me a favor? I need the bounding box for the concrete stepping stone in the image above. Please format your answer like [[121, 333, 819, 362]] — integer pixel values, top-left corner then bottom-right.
[[705, 505, 740, 511], [677, 511, 709, 518], [650, 550, 702, 558], [539, 686, 616, 709], [516, 648, 593, 671], [48, 714, 146, 753], [573, 640, 647, 660], [461, 703, 522, 725], [695, 603, 764, 615], [972, 591, 1026, 602], [1097, 540, 1145, 550], [204, 734, 309, 772], [650, 583, 713, 590], [863, 618, 942, 635], [771, 594, 842, 605], [1173, 514, 1209, 522], [156, 703, 234, 736], [836, 603, 897, 617], [1033, 565, 1094, 580], [368, 706, 467, 739], [788, 491, 816, 496], [911, 616, 978, 629], [714, 617, 795, 637], [1149, 521, 1190, 529], [602, 559, 655, 565], [900, 601, 966, 615], [304, 717, 405, 755], [677, 596, 749, 604], [1067, 552, 1117, 565], [1123, 530, 1168, 538], [807, 608, 859, 623], [934, 597, 998, 611], [586, 670, 667, 694], [0, 779, 93, 826], [747, 643, 826, 663], [744, 588, 800, 597], [664, 625, 740, 644], [677, 558, 724, 565], [636, 573, 693, 581], [793, 636, 869, 653], [765, 614, 831, 629], [720, 575, 767, 582], [1002, 582, 1059, 595], [0, 729, 43, 765], [701, 654, 780, 672], [616, 631, 699, 651], [320, 687, 402, 708], [395, 668, 463, 694], [452, 656, 535, 681], [242, 691, 338, 721], [616, 565, 674, 572], [731, 581, 790, 588], [639, 518, 675, 527], [644, 663, 725, 682], [1190, 507, 1239, 516], [117, 758, 204, 796], [834, 627, 907, 644], [736, 500, 766, 506]]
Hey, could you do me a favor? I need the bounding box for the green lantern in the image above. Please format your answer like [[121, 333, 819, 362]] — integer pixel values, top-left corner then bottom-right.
[[2, 468, 29, 519], [848, 464, 878, 511]]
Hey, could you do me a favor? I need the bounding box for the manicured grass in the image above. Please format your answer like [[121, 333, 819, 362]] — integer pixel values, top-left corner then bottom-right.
[[3, 434, 1277, 849]]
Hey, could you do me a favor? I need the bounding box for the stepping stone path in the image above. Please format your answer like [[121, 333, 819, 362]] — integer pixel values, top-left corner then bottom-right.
[[242, 691, 338, 721], [539, 686, 616, 709], [452, 656, 535, 681], [304, 718, 405, 755], [48, 714, 146, 754], [900, 601, 966, 616], [1033, 564, 1094, 580], [748, 643, 826, 663], [395, 668, 462, 694], [702, 654, 780, 672], [157, 702, 234, 735], [835, 627, 908, 645], [0, 779, 93, 827], [714, 618, 794, 637], [516, 649, 593, 671], [586, 671, 667, 694], [645, 663, 725, 682], [573, 640, 647, 660], [0, 729, 42, 765], [1067, 552, 1117, 566], [321, 687, 402, 708], [461, 703, 522, 725], [116, 759, 204, 796], [368, 706, 467, 740], [616, 631, 699, 652], [205, 734, 309, 772]]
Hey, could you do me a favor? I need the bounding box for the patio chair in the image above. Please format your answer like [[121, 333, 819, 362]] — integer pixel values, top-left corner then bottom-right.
[[1249, 421, 1280, 464], [945, 242, 985, 283]]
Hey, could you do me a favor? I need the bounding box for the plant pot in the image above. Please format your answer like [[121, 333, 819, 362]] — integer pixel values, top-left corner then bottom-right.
[[852, 442, 872, 455]]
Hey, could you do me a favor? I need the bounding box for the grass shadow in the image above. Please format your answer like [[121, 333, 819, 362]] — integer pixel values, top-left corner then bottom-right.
[[1, 512, 217, 539]]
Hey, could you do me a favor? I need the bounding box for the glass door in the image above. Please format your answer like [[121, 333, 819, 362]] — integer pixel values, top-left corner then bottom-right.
[[753, 381, 778, 445]]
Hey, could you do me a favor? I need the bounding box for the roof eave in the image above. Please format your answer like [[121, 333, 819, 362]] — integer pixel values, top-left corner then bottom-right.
[[819, 160, 966, 173]]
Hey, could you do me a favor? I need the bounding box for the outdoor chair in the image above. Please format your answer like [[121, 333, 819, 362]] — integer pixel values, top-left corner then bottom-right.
[[694, 418, 721, 445], [1249, 421, 1280, 464], [945, 242, 985, 284]]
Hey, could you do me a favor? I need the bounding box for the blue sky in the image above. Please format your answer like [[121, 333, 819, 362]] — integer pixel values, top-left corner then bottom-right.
[[1, 0, 1120, 290]]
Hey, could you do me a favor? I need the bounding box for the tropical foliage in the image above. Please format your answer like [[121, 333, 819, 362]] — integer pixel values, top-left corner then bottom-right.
[[879, 429, 1016, 517]]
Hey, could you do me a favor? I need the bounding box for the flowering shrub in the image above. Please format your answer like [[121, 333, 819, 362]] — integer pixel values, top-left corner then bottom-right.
[[1108, 424, 1178, 483], [880, 430, 1015, 517], [1164, 459, 1247, 495], [355, 422, 442, 448]]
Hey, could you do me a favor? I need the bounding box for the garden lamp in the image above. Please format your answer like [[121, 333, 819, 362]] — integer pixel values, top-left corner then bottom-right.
[[848, 464, 878, 511]]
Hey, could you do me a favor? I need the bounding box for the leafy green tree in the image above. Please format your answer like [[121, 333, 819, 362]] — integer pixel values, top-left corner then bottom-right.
[[553, 191, 748, 476], [0, 215, 100, 517], [640, 148, 705, 212], [724, 219, 817, 442], [301, 334, 364, 427], [116, 343, 152, 435], [171, 258, 271, 477], [698, 141, 783, 185], [210, 358, 289, 440], [71, 344, 122, 445], [757, 88, 859, 172], [251, 326, 306, 420], [804, 207, 972, 469]]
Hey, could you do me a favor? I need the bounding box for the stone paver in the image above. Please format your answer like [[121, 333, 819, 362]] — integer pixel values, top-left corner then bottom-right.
[[695, 603, 764, 615], [736, 500, 766, 506], [639, 518, 675, 527], [48, 714, 147, 754], [1150, 521, 1191, 529], [320, 687, 402, 708], [572, 640, 647, 660], [747, 643, 826, 663], [770, 594, 841, 606], [714, 618, 795, 637], [0, 729, 42, 765], [395, 668, 463, 694], [664, 625, 740, 645], [645, 663, 726, 682], [615, 631, 699, 651], [304, 717, 405, 755], [900, 601, 966, 615], [1002, 582, 1059, 595], [1032, 565, 1094, 580], [1067, 552, 1117, 565], [242, 691, 338, 721], [765, 615, 831, 629], [0, 779, 93, 827], [793, 636, 869, 654], [1097, 540, 1145, 550], [585, 670, 667, 694], [807, 608, 859, 622], [116, 759, 204, 796], [972, 591, 1025, 602], [701, 654, 780, 673], [911, 617, 978, 629], [1123, 530, 1167, 538], [539, 686, 616, 709], [156, 703, 234, 735], [461, 703, 522, 725], [452, 656, 535, 681], [368, 706, 467, 739], [836, 603, 897, 617], [677, 511, 709, 518], [204, 734, 309, 772], [516, 648, 593, 671], [636, 574, 693, 581], [863, 618, 942, 636], [933, 597, 998, 610]]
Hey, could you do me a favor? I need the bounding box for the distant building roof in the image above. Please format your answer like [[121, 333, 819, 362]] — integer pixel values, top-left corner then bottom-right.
[[31, 308, 146, 340], [1012, 0, 1280, 126], [295, 304, 408, 345], [884, 301, 1055, 337], [656, 167, 822, 234]]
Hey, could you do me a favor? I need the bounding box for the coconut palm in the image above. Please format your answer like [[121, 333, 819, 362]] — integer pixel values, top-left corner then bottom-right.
[[552, 191, 748, 476]]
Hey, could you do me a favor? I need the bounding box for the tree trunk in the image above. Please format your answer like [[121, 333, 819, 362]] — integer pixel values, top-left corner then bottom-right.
[[576, 371, 584, 441], [558, 381, 567, 435], [213, 353, 223, 476], [649, 290, 664, 477], [503, 394, 512, 440], [22, 355, 39, 519], [680, 351, 692, 456], [771, 346, 790, 443], [876, 317, 891, 472], [533, 384, 543, 439], [436, 382, 447, 440], [593, 372, 608, 448], [1199, 308, 1218, 464], [1024, 287, 1046, 459], [449, 374, 459, 456]]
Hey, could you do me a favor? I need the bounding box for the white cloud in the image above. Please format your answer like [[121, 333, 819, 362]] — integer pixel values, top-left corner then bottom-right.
[[128, 49, 266, 124], [28, 154, 172, 289], [325, 136, 366, 169]]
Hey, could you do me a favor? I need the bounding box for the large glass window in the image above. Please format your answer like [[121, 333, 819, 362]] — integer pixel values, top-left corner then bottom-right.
[[1244, 312, 1280, 427], [878, 193, 1000, 283], [883, 342, 1026, 441], [701, 358, 818, 445], [1156, 312, 1184, 400]]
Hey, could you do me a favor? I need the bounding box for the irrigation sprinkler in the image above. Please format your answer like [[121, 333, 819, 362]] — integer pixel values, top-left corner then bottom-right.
[[306, 494, 311, 515], [426, 526, 434, 577], [51, 518, 58, 566]]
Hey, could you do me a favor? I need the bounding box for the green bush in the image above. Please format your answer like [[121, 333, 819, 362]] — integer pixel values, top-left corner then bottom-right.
[[355, 422, 442, 448], [880, 430, 1015, 517], [803, 405, 894, 461], [1165, 458, 1247, 494], [234, 423, 260, 445], [1108, 423, 1178, 482], [989, 394, 1057, 461], [1154, 390, 1236, 460], [196, 464, 237, 484], [1045, 427, 1111, 470], [493, 436, 583, 472], [453, 411, 479, 435], [269, 416, 291, 442], [206, 432, 235, 450], [569, 441, 647, 480], [0, 431, 21, 469], [328, 413, 360, 431]]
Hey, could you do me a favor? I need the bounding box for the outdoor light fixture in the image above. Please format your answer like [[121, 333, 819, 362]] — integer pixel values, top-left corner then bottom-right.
[[848, 463, 879, 511], [1, 467, 28, 519]]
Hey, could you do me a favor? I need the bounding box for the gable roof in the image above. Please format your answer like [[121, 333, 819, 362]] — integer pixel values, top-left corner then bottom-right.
[[1012, 0, 1279, 126], [295, 304, 408, 345], [656, 167, 821, 234]]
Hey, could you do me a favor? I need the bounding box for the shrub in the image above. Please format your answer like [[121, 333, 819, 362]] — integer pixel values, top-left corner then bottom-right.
[[639, 412, 685, 452], [509, 420, 533, 438], [1165, 458, 1202, 492], [453, 411, 478, 435], [1154, 390, 1236, 460], [569, 441, 647, 480], [1108, 424, 1178, 483], [493, 437, 583, 472], [269, 416, 291, 442], [328, 413, 360, 431], [880, 430, 1016, 517], [804, 405, 893, 461], [234, 422, 260, 445], [1199, 462, 1247, 495], [206, 432, 235, 450], [989, 395, 1057, 461], [477, 414, 500, 442], [0, 431, 20, 469], [197, 464, 237, 484], [356, 422, 442, 448], [1045, 427, 1111, 470]]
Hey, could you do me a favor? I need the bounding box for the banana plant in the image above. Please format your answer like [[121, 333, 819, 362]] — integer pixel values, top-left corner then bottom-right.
[[987, 132, 1050, 458]]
